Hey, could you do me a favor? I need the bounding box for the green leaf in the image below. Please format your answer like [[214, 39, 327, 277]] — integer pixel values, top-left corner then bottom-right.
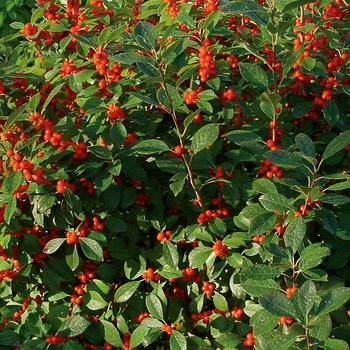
[[308, 314, 332, 341], [325, 181, 350, 191], [295, 133, 316, 159], [58, 315, 90, 336], [238, 62, 269, 89], [130, 325, 149, 349], [188, 246, 212, 268], [299, 56, 316, 71], [290, 280, 317, 324], [283, 45, 305, 76], [191, 123, 220, 154], [0, 329, 19, 346], [260, 292, 296, 318], [66, 244, 80, 271], [4, 196, 16, 224], [221, 0, 269, 25], [169, 173, 188, 197], [83, 290, 108, 310], [242, 264, 286, 281], [284, 216, 306, 255], [88, 145, 112, 160], [43, 238, 66, 254], [281, 0, 316, 13], [322, 130, 350, 161], [248, 212, 277, 235], [63, 340, 86, 350], [114, 281, 140, 303], [259, 193, 293, 212], [225, 130, 262, 145], [20, 339, 46, 350], [252, 178, 278, 194], [266, 150, 307, 169], [163, 240, 179, 269], [100, 320, 123, 347], [79, 237, 104, 261], [213, 293, 229, 312], [315, 287, 350, 318], [1, 171, 23, 195], [170, 330, 187, 350], [321, 338, 350, 350], [157, 84, 182, 111], [131, 139, 169, 154], [4, 103, 28, 131], [113, 52, 150, 65], [298, 243, 331, 271], [323, 98, 340, 127], [41, 82, 66, 113], [242, 278, 282, 297], [134, 21, 158, 50], [146, 294, 164, 321], [255, 331, 298, 350], [70, 34, 97, 48], [250, 309, 279, 336]]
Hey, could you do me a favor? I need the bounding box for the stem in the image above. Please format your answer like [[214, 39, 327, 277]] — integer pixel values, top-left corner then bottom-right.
[[157, 63, 205, 210]]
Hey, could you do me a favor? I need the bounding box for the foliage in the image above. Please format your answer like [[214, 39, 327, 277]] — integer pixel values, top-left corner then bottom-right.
[[1, 0, 350, 349]]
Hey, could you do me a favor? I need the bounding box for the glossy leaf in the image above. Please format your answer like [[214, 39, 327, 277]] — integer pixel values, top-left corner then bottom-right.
[[114, 281, 141, 303]]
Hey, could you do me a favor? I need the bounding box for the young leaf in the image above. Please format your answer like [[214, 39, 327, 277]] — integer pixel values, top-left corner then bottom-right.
[[191, 123, 219, 154], [114, 281, 141, 303], [79, 237, 104, 261]]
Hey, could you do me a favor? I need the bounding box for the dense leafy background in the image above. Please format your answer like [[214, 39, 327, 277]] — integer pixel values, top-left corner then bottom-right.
[[0, 0, 350, 349]]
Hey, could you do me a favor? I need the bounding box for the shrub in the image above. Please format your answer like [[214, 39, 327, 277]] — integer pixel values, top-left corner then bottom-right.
[[0, 0, 350, 349]]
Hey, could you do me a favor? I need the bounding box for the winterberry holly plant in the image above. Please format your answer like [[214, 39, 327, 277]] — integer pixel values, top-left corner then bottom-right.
[[0, 0, 350, 349]]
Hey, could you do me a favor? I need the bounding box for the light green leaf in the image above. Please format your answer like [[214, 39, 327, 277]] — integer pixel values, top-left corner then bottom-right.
[[255, 331, 298, 350], [129, 325, 149, 349], [259, 193, 293, 212], [250, 309, 279, 336], [84, 291, 108, 310], [58, 315, 90, 336], [132, 139, 169, 155], [43, 238, 66, 254], [163, 240, 179, 269], [188, 246, 212, 268], [170, 330, 187, 350], [252, 178, 278, 194], [79, 237, 104, 261], [114, 281, 141, 303], [146, 294, 164, 321], [100, 320, 123, 347], [213, 293, 229, 312], [191, 123, 219, 154]]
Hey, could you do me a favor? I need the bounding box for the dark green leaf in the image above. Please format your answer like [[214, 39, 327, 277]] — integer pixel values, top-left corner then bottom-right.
[[260, 292, 296, 318], [295, 133, 316, 159], [315, 287, 350, 318], [322, 130, 350, 161], [284, 216, 306, 255], [242, 278, 282, 297], [238, 62, 269, 89], [225, 130, 262, 145], [298, 243, 331, 271], [4, 104, 28, 131], [323, 98, 339, 127], [134, 21, 158, 50], [4, 196, 16, 224], [248, 212, 277, 235], [256, 331, 298, 350], [259, 193, 292, 212]]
